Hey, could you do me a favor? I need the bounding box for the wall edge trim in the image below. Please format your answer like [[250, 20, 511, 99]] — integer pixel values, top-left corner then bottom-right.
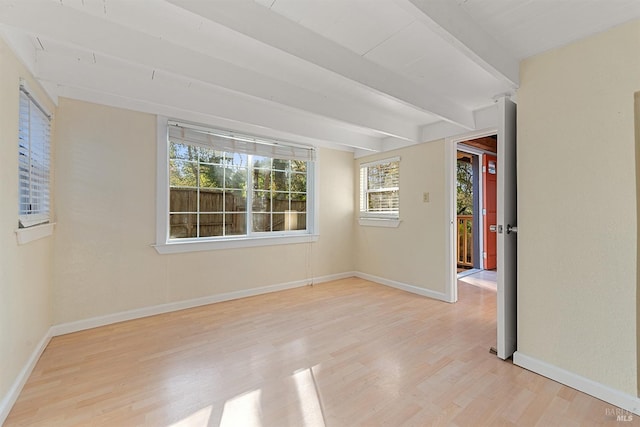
[[0, 328, 53, 425], [50, 272, 356, 337], [354, 272, 449, 302], [513, 351, 640, 416]]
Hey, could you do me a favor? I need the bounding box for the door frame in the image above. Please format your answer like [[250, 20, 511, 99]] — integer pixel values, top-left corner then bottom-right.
[[455, 144, 486, 271], [445, 127, 497, 303]]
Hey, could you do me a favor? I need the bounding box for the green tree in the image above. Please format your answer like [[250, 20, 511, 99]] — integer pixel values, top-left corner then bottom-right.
[[457, 160, 473, 215], [170, 142, 249, 191], [169, 141, 198, 187]]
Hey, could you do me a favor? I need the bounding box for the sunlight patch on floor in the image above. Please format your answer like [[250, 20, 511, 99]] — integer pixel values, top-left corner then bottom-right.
[[168, 406, 212, 427], [293, 367, 326, 427], [220, 389, 263, 427]]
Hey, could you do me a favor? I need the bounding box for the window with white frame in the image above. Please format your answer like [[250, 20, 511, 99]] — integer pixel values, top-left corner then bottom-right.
[[359, 157, 400, 219], [18, 82, 52, 228], [165, 121, 315, 243]]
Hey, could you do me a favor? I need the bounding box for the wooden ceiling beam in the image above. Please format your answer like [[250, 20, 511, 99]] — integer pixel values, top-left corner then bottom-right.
[[397, 0, 520, 88], [0, 2, 419, 145], [167, 0, 476, 130]]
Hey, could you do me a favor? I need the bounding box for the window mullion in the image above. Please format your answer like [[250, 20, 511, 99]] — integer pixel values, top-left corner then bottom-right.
[[222, 154, 226, 237], [196, 151, 201, 238], [367, 187, 399, 193], [269, 159, 273, 232], [288, 161, 292, 213], [247, 155, 253, 236]]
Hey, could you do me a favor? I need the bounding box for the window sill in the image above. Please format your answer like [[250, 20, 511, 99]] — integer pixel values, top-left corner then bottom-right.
[[358, 218, 401, 228], [154, 233, 319, 254], [15, 222, 55, 245]]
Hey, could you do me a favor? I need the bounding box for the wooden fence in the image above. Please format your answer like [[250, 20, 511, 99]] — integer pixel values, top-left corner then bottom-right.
[[170, 187, 305, 238]]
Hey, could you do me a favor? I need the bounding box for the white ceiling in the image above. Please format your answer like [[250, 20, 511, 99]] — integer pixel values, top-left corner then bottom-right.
[[1, 0, 638, 154]]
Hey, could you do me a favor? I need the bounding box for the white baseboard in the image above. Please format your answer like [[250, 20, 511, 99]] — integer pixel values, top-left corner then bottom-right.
[[513, 351, 640, 416], [51, 271, 355, 337], [0, 328, 52, 425], [354, 272, 449, 302], [312, 271, 357, 285], [51, 271, 446, 337]]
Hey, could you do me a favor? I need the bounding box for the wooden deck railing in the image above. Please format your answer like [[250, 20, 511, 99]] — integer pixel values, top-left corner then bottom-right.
[[457, 215, 473, 267]]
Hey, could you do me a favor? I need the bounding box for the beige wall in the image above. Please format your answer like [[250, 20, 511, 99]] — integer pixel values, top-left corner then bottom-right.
[[0, 40, 55, 401], [354, 141, 447, 294], [518, 19, 640, 395], [53, 98, 354, 324]]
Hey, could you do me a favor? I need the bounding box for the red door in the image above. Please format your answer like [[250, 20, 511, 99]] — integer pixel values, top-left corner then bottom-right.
[[483, 154, 497, 269]]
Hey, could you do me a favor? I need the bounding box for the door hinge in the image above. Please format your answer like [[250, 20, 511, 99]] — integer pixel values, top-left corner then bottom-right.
[[482, 209, 486, 215], [483, 252, 487, 258]]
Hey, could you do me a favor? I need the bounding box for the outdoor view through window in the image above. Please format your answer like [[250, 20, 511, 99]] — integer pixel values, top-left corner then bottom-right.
[[359, 157, 400, 219], [169, 141, 308, 239]]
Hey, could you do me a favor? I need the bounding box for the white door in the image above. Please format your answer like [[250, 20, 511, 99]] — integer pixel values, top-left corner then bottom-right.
[[496, 97, 517, 360]]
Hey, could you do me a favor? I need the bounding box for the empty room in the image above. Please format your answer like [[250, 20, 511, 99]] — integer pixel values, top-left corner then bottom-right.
[[1, 1, 639, 425]]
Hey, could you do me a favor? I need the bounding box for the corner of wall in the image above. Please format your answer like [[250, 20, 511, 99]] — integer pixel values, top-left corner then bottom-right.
[[635, 90, 640, 398], [352, 141, 448, 294]]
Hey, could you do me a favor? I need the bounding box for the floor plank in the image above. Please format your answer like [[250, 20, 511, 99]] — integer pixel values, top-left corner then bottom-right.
[[4, 278, 632, 426]]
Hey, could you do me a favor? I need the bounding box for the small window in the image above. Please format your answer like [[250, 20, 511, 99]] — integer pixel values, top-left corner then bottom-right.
[[359, 157, 400, 219], [18, 82, 52, 228], [165, 121, 315, 243]]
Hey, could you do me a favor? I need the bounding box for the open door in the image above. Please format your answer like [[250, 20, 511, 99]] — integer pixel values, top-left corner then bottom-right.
[[483, 154, 497, 270], [496, 97, 517, 360]]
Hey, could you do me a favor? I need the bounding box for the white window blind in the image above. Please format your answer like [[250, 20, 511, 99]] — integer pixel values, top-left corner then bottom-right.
[[18, 83, 51, 228], [360, 157, 400, 219], [168, 121, 316, 162]]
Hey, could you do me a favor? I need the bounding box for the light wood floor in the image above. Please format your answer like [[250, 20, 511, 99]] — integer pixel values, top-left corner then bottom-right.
[[5, 278, 629, 426]]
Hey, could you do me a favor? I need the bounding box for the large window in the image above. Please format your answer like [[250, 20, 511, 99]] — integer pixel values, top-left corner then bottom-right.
[[162, 121, 316, 248], [18, 82, 51, 228], [359, 157, 400, 219]]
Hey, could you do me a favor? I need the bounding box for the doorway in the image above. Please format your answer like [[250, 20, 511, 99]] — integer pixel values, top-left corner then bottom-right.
[[455, 150, 479, 274], [455, 136, 498, 284]]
